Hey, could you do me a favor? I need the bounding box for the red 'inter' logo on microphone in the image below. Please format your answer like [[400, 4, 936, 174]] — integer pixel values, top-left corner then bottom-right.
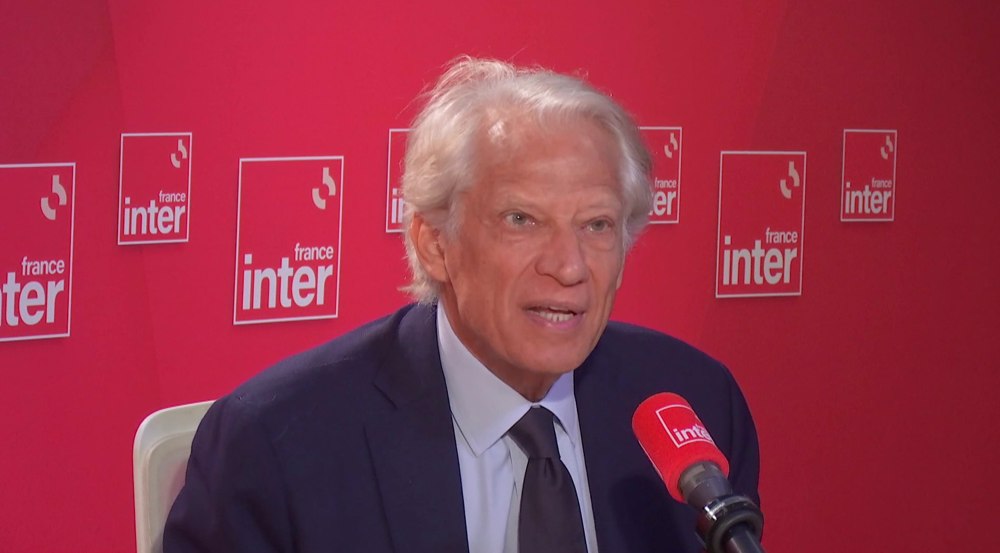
[[656, 404, 719, 449]]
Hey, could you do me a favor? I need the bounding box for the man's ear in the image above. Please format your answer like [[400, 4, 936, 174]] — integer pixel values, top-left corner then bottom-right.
[[409, 213, 449, 284]]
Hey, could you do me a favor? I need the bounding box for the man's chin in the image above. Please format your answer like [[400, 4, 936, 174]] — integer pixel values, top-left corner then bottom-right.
[[523, 334, 599, 370], [522, 353, 590, 377]]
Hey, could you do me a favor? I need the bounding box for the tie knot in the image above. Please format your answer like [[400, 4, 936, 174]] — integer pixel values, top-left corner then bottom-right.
[[509, 407, 560, 459]]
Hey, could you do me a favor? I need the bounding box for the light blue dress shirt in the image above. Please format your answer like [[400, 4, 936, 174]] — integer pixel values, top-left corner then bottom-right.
[[436, 307, 599, 553]]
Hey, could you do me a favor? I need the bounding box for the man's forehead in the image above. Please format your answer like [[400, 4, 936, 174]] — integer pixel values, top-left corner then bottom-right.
[[469, 110, 624, 202], [487, 177, 623, 203], [479, 166, 625, 216], [483, 110, 607, 142]]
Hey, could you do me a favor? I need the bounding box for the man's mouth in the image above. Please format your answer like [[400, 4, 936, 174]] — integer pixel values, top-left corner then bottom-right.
[[527, 306, 580, 323]]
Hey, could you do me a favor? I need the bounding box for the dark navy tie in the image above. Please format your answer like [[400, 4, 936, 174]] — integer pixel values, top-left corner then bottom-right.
[[508, 406, 588, 553]]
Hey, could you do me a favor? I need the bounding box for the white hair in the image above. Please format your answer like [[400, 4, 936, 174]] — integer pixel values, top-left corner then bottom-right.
[[402, 56, 653, 303]]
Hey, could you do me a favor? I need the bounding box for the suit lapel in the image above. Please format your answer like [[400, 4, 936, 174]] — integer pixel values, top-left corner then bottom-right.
[[575, 343, 634, 553], [365, 304, 470, 553], [575, 338, 686, 553]]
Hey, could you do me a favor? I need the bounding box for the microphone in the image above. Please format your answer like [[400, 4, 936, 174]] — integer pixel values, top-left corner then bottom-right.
[[632, 392, 765, 553]]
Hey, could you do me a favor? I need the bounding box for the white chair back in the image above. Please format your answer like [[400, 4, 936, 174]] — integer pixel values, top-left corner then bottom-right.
[[133, 400, 213, 553]]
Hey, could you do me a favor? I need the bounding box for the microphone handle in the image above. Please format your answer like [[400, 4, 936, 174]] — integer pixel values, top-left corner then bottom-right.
[[723, 524, 766, 553], [698, 495, 765, 553]]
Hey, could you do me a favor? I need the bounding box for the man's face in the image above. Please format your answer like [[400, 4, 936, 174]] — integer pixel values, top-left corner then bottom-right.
[[429, 117, 627, 400]]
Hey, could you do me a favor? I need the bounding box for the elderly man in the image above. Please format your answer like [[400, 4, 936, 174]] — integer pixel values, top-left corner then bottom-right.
[[164, 57, 759, 553]]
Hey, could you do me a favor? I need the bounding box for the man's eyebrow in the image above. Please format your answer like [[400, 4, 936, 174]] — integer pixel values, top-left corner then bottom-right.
[[490, 193, 625, 215]]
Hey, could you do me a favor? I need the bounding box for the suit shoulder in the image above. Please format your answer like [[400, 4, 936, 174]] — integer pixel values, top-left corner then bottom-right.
[[601, 321, 728, 375], [590, 321, 744, 408], [227, 304, 420, 413], [592, 322, 761, 505]]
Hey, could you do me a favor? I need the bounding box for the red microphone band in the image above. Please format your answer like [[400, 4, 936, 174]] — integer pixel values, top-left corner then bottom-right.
[[631, 392, 730, 503]]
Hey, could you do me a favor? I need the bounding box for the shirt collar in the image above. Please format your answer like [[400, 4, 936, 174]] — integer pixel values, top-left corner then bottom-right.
[[437, 305, 580, 457]]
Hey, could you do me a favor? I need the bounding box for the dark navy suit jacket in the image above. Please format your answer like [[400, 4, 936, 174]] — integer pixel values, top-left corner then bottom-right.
[[164, 303, 759, 552]]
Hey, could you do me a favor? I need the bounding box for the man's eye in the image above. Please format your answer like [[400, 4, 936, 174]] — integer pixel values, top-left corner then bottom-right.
[[587, 219, 614, 232], [504, 212, 532, 226]]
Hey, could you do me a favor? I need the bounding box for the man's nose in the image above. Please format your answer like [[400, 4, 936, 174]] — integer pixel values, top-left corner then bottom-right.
[[536, 226, 587, 286]]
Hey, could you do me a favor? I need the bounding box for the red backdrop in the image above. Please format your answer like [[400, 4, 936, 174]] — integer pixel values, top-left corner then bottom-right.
[[2, 1, 998, 551]]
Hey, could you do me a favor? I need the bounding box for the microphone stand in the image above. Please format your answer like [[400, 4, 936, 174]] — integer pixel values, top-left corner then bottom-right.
[[681, 462, 766, 553]]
